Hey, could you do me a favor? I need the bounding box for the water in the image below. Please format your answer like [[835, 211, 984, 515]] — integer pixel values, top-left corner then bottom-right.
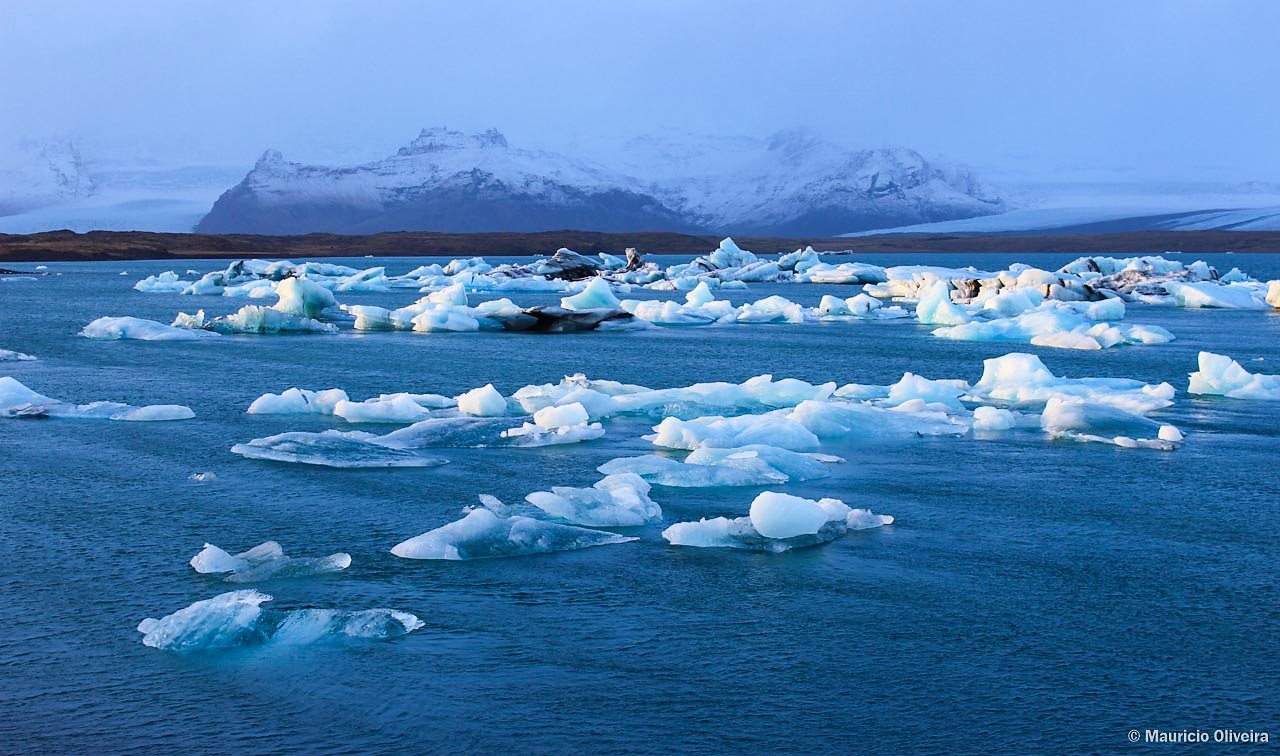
[[2, 253, 1278, 754]]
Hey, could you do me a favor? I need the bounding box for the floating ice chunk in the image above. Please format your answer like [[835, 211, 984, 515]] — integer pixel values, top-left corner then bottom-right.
[[560, 277, 622, 310], [749, 492, 830, 539], [686, 281, 717, 307], [376, 416, 526, 448], [247, 388, 350, 415], [500, 421, 606, 447], [0, 349, 36, 361], [651, 413, 821, 451], [1188, 351, 1280, 400], [788, 400, 969, 439], [190, 541, 352, 582], [390, 508, 635, 560], [972, 406, 1018, 431], [1165, 282, 1268, 310], [410, 307, 481, 332], [598, 444, 841, 488], [272, 277, 337, 318], [230, 430, 449, 468], [108, 404, 195, 421], [456, 384, 508, 416], [189, 305, 338, 334], [425, 282, 469, 306], [736, 295, 806, 323], [190, 471, 217, 482], [532, 402, 590, 429], [137, 590, 421, 651], [333, 395, 432, 424], [1267, 281, 1280, 308], [0, 376, 193, 421], [915, 280, 972, 325], [931, 304, 1172, 350], [662, 492, 892, 552], [523, 473, 661, 526], [82, 316, 214, 341], [885, 373, 970, 409], [969, 353, 1175, 414], [134, 271, 192, 292], [1041, 396, 1180, 449]]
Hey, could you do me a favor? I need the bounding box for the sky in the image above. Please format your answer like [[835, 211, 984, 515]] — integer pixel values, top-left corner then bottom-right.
[[1, 0, 1278, 181]]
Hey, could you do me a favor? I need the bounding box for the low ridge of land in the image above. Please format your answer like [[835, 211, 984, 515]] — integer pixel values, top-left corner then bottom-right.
[[2, 228, 1280, 263]]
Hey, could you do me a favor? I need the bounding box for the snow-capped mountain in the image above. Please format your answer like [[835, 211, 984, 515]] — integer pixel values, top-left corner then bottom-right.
[[197, 127, 1006, 235], [196, 128, 694, 235]]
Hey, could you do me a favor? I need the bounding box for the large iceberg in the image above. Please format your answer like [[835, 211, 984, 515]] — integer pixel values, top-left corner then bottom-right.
[[190, 541, 352, 582], [137, 590, 422, 651], [390, 508, 636, 560], [1188, 352, 1280, 400], [662, 492, 893, 553]]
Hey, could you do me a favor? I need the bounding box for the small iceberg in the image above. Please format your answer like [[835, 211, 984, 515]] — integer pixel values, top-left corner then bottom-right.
[[1040, 396, 1182, 450], [391, 508, 636, 560], [1188, 351, 1280, 400], [137, 590, 422, 652], [230, 430, 449, 468], [82, 315, 217, 341], [0, 349, 36, 361], [598, 445, 835, 487], [190, 541, 352, 582], [0, 376, 194, 421], [662, 492, 893, 553], [521, 473, 661, 527]]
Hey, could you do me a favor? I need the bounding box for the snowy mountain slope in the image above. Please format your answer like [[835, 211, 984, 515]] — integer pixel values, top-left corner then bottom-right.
[[197, 128, 1007, 236], [617, 130, 1005, 235], [197, 129, 695, 235]]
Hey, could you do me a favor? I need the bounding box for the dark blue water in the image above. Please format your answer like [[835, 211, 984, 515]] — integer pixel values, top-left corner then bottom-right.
[[2, 253, 1278, 754]]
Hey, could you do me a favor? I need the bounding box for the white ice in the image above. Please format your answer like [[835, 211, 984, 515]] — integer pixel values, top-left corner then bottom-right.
[[662, 492, 892, 553], [522, 473, 662, 527], [82, 315, 216, 341], [1188, 351, 1280, 400], [390, 508, 635, 560], [190, 541, 352, 582]]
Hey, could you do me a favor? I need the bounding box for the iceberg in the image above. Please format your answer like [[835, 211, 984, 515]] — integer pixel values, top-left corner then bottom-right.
[[82, 316, 215, 341], [137, 590, 422, 651], [662, 492, 893, 553], [390, 508, 635, 560], [560, 276, 622, 311], [1040, 396, 1182, 450], [915, 280, 972, 325], [456, 384, 508, 416], [523, 473, 662, 527], [190, 541, 352, 582], [650, 412, 822, 452], [0, 349, 36, 361], [969, 353, 1176, 414], [0, 376, 194, 421], [183, 305, 338, 335], [272, 276, 338, 318], [598, 445, 834, 487], [230, 430, 449, 468], [1188, 352, 1280, 400], [247, 387, 351, 415], [1165, 282, 1268, 310]]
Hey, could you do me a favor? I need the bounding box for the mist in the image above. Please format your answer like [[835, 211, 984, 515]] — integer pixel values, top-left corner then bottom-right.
[[2, 0, 1278, 180]]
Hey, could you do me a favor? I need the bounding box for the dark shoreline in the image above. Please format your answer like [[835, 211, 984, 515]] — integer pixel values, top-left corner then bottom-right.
[[3, 228, 1280, 263]]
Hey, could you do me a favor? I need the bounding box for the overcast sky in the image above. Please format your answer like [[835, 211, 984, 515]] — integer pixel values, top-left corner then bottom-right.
[[2, 0, 1277, 180]]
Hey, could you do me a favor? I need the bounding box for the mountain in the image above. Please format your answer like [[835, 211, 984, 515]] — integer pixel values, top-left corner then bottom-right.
[[197, 129, 695, 235], [196, 128, 1006, 236], [0, 139, 94, 217]]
